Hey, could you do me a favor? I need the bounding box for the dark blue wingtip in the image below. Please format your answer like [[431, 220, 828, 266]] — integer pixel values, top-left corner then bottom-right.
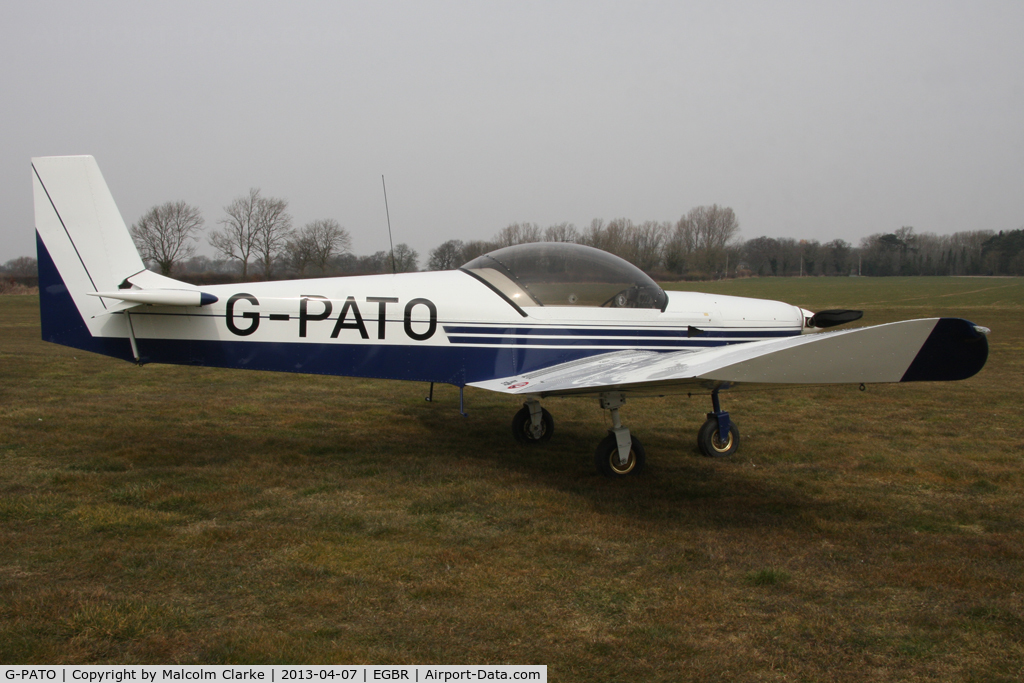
[[199, 292, 219, 306], [901, 318, 989, 382]]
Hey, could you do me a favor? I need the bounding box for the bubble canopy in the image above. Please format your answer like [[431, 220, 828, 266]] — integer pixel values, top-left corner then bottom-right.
[[461, 242, 668, 310]]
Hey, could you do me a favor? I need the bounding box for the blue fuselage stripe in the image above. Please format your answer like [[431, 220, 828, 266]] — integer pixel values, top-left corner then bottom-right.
[[442, 325, 798, 339], [446, 336, 732, 348], [131, 338, 619, 386]]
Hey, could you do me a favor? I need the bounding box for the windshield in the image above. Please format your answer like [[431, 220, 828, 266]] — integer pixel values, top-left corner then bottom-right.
[[461, 242, 667, 310]]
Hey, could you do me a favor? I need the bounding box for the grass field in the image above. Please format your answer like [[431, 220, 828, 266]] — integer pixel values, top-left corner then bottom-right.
[[1, 277, 1023, 680]]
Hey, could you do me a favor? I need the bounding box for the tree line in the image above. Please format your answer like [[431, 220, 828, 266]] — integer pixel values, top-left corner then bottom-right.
[[4, 190, 1022, 281], [430, 217, 1022, 279], [128, 190, 419, 281]]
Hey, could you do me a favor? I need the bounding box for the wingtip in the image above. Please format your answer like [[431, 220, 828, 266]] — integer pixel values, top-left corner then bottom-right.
[[901, 318, 989, 382]]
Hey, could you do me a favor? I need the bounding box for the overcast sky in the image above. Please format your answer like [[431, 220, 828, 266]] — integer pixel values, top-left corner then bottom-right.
[[2, 0, 1022, 264]]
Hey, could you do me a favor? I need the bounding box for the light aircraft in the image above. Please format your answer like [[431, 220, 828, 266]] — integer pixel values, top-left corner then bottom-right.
[[32, 156, 990, 476]]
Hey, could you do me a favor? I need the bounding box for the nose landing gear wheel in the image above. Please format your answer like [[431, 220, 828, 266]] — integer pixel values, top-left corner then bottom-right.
[[595, 433, 646, 476], [511, 405, 554, 443], [697, 417, 740, 457]]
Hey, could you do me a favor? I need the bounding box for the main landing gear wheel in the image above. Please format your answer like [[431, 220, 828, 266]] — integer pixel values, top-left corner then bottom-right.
[[595, 434, 646, 477], [697, 417, 740, 458], [511, 404, 554, 444]]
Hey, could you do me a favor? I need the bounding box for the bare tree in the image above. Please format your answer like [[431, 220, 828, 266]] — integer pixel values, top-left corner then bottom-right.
[[741, 236, 780, 276], [982, 229, 1024, 275], [689, 205, 740, 274], [460, 240, 497, 263], [130, 201, 204, 276], [950, 230, 994, 274], [428, 239, 465, 271], [494, 222, 542, 247], [334, 251, 390, 275], [579, 218, 606, 250], [603, 218, 633, 258], [576, 219, 665, 272], [210, 189, 292, 280], [286, 233, 314, 276], [806, 240, 825, 275], [392, 243, 419, 272], [364, 251, 391, 273], [663, 216, 697, 274], [860, 227, 918, 276], [2, 256, 38, 277], [823, 239, 851, 275], [543, 222, 578, 243], [209, 188, 260, 279], [289, 219, 351, 276], [253, 195, 292, 280], [626, 221, 667, 272], [579, 218, 633, 258]]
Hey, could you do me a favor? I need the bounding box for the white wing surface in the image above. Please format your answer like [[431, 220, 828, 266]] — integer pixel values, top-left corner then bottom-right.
[[469, 318, 989, 397]]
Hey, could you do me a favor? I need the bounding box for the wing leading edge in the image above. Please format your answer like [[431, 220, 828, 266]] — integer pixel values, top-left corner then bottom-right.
[[468, 318, 989, 397]]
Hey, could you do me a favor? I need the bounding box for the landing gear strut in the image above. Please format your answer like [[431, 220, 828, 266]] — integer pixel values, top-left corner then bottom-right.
[[508, 395, 645, 476], [594, 392, 645, 476], [697, 388, 740, 457]]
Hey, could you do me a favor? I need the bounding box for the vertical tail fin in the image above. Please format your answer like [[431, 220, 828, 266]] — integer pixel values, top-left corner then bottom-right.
[[33, 155, 144, 358]]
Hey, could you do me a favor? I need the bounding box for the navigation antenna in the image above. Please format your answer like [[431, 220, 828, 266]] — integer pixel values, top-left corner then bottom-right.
[[382, 175, 396, 274]]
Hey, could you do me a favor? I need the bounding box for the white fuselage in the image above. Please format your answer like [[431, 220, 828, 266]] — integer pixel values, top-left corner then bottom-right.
[[91, 270, 806, 385]]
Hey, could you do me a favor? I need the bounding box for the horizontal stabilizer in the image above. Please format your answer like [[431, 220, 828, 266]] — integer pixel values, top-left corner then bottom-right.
[[88, 289, 219, 307]]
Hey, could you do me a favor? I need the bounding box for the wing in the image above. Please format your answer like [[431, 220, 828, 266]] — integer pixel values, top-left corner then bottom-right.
[[468, 318, 989, 397]]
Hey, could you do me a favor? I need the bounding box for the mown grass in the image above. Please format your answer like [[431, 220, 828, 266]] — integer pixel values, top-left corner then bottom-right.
[[1, 279, 1023, 680]]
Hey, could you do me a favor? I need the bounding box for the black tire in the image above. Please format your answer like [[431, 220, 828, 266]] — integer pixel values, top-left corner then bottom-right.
[[697, 417, 740, 457], [594, 433, 646, 476], [511, 404, 554, 444]]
